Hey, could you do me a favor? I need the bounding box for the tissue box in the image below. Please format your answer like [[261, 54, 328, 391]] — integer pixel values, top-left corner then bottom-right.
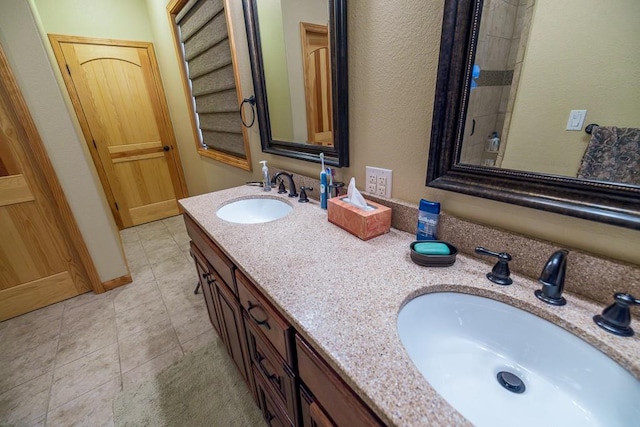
[[327, 197, 391, 240]]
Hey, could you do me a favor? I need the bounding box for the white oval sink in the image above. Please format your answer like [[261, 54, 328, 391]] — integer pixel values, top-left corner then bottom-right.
[[397, 292, 640, 427], [216, 197, 292, 224]]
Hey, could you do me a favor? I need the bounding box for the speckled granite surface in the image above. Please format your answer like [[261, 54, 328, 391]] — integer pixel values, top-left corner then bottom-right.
[[179, 186, 640, 427]]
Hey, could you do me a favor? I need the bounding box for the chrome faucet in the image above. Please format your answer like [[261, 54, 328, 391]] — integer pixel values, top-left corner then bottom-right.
[[271, 172, 298, 198], [535, 249, 568, 306]]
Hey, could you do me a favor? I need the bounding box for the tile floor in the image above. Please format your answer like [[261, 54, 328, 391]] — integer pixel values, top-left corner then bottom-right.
[[0, 215, 217, 426]]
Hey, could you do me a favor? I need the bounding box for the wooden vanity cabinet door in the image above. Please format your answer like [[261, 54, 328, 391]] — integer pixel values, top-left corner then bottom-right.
[[300, 385, 335, 427], [190, 243, 223, 337], [254, 366, 293, 427], [184, 214, 238, 295], [214, 275, 252, 387], [245, 313, 297, 423], [236, 270, 293, 364], [296, 335, 384, 427]]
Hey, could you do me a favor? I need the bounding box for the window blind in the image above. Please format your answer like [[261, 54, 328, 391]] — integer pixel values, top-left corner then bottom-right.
[[175, 0, 246, 158]]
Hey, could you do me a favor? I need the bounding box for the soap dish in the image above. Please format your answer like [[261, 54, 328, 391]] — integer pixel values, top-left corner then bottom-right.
[[410, 241, 458, 267]]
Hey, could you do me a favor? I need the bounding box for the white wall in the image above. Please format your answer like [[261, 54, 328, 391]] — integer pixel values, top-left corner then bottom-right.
[[0, 0, 128, 283]]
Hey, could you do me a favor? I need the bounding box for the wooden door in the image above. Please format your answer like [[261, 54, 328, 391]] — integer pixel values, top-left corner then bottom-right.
[[0, 45, 100, 321], [301, 23, 333, 146], [49, 35, 187, 228]]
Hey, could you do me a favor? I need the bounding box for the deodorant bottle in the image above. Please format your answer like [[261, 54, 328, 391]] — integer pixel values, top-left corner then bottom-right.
[[416, 199, 440, 241]]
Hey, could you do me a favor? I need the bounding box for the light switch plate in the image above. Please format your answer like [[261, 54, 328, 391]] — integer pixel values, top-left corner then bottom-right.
[[566, 109, 587, 131]]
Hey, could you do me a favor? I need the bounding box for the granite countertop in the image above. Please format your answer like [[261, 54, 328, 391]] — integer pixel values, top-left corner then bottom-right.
[[179, 185, 640, 426]]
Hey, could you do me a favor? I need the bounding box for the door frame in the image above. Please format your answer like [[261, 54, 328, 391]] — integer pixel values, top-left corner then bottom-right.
[[48, 34, 188, 229], [0, 43, 103, 294]]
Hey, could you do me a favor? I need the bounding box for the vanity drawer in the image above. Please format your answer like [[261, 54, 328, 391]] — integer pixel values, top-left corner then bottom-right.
[[296, 335, 383, 427], [236, 270, 293, 364], [254, 365, 293, 427], [184, 214, 237, 295], [245, 313, 297, 422]]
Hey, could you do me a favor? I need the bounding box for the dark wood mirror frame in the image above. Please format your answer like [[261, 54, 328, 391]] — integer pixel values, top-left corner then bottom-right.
[[242, 0, 348, 167], [427, 0, 640, 230]]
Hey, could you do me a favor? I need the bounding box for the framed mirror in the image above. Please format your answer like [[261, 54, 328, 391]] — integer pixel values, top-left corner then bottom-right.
[[242, 0, 348, 167], [427, 0, 639, 229]]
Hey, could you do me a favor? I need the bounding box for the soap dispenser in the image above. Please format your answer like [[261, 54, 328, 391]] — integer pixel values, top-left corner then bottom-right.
[[260, 160, 271, 191]]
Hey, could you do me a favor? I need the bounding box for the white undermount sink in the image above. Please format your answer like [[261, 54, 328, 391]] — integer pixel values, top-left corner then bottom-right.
[[397, 292, 640, 427], [216, 197, 292, 224]]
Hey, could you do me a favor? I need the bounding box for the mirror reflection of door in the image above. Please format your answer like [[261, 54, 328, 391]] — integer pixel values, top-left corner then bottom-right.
[[301, 22, 333, 146]]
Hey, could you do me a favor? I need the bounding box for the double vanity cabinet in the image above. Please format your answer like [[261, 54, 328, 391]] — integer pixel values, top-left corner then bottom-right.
[[185, 214, 383, 426]]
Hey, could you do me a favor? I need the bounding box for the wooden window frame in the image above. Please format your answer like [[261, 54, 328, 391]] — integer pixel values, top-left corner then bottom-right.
[[167, 0, 252, 171]]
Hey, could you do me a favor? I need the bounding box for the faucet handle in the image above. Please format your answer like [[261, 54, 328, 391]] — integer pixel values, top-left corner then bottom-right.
[[474, 247, 513, 286], [594, 293, 640, 337], [298, 187, 312, 203]]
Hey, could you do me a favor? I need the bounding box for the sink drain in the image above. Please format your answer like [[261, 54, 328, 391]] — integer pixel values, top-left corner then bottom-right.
[[496, 371, 526, 394]]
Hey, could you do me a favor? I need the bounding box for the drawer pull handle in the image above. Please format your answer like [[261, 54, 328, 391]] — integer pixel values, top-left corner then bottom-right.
[[247, 302, 271, 330], [256, 352, 281, 388], [265, 410, 275, 424]]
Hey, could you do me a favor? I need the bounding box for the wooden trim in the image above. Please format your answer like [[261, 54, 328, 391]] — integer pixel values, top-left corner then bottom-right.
[[129, 199, 180, 224], [108, 141, 162, 154], [223, 0, 252, 171], [0, 272, 77, 322], [112, 152, 165, 163], [167, 0, 252, 172], [0, 45, 104, 294], [0, 174, 34, 206], [102, 273, 132, 291]]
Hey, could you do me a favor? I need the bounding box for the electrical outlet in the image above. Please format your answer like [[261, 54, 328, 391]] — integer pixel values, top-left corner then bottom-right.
[[365, 166, 392, 198]]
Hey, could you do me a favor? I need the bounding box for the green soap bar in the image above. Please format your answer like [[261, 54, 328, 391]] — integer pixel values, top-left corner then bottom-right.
[[414, 242, 450, 255]]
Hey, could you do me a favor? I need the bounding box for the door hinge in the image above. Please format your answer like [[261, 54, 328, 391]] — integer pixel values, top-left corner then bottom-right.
[[115, 202, 119, 211], [65, 64, 71, 74], [92, 139, 97, 149]]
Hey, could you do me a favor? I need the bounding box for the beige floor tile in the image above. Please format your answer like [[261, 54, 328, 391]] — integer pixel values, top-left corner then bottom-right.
[[118, 319, 180, 373], [181, 328, 217, 355], [145, 244, 185, 266], [162, 215, 186, 233], [61, 296, 115, 335], [171, 303, 211, 346], [150, 254, 192, 281], [122, 240, 148, 268], [119, 227, 140, 245], [0, 303, 64, 360], [49, 344, 120, 410], [121, 346, 183, 390], [159, 278, 204, 317], [0, 372, 52, 426], [140, 234, 177, 253], [0, 339, 57, 394], [135, 219, 168, 237], [63, 289, 113, 313], [171, 230, 191, 246], [46, 377, 121, 427], [113, 279, 162, 314], [28, 414, 45, 427], [128, 263, 155, 283], [115, 297, 170, 340], [56, 317, 117, 367]]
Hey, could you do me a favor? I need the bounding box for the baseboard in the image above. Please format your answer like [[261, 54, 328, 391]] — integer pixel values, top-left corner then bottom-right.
[[102, 274, 132, 291]]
